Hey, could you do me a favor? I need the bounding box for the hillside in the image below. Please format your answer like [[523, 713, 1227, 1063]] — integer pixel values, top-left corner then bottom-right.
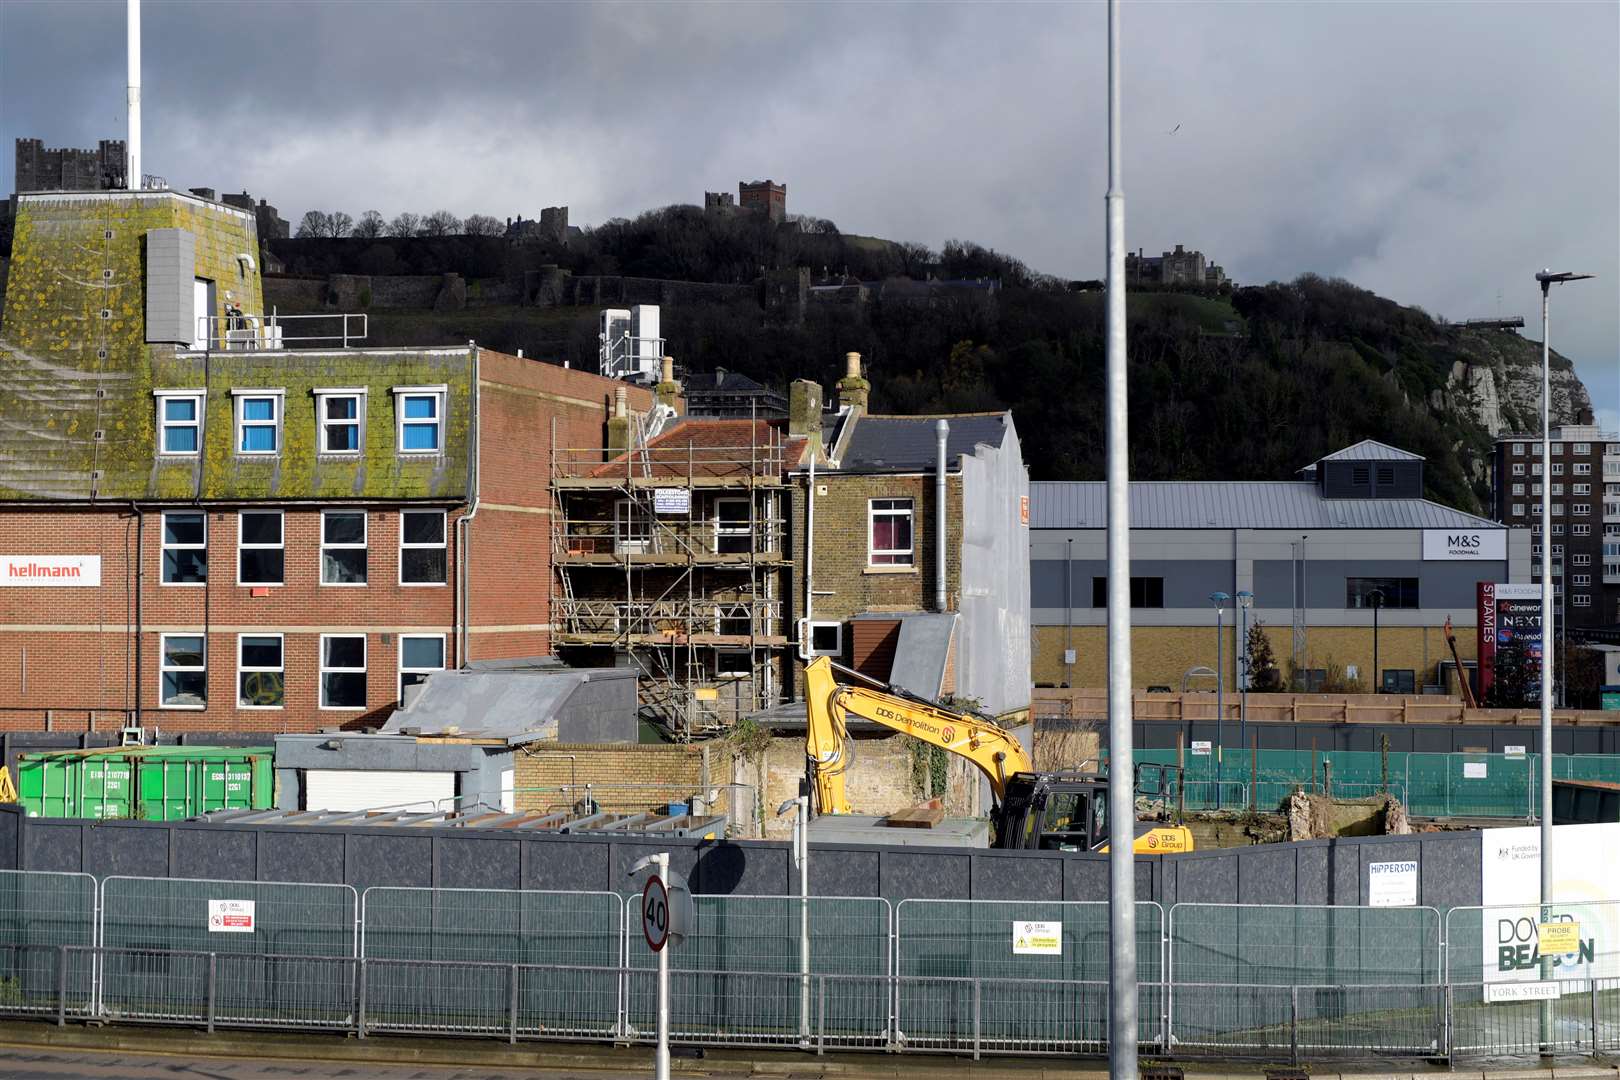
[[0, 204, 1592, 514]]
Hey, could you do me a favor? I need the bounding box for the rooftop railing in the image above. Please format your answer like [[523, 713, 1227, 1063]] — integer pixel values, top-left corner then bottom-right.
[[192, 312, 368, 351]]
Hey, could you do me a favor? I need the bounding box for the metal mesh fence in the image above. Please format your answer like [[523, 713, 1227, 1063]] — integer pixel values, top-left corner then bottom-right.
[[624, 894, 889, 1039], [1170, 903, 1442, 987], [0, 870, 95, 1015]]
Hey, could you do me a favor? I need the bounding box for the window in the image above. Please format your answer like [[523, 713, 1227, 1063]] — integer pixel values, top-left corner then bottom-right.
[[713, 498, 752, 554], [159, 634, 206, 708], [613, 499, 651, 554], [1512, 463, 1525, 476], [868, 498, 914, 567], [1573, 524, 1591, 537], [1091, 577, 1165, 608], [1552, 524, 1565, 535], [1511, 504, 1525, 517], [400, 510, 447, 584], [233, 390, 283, 454], [1573, 554, 1591, 567], [1552, 462, 1565, 476], [1551, 484, 1564, 496], [1573, 503, 1590, 516], [1532, 483, 1543, 495], [161, 512, 206, 585], [316, 389, 364, 454], [1532, 463, 1543, 476], [393, 385, 446, 454], [1512, 442, 1525, 456], [1552, 442, 1564, 454], [155, 391, 203, 454], [1532, 444, 1543, 456], [1572, 574, 1591, 587], [320, 634, 367, 709], [1574, 484, 1591, 495], [1531, 504, 1542, 516], [399, 634, 445, 703], [715, 650, 751, 679], [1381, 669, 1416, 695], [1346, 577, 1419, 609], [237, 633, 284, 708], [1511, 483, 1524, 496], [1573, 594, 1591, 608], [1532, 524, 1542, 535], [1552, 544, 1564, 556], [1573, 443, 1591, 455], [321, 510, 367, 585], [237, 511, 284, 585], [807, 621, 842, 657], [1551, 504, 1563, 516], [1532, 544, 1542, 557]]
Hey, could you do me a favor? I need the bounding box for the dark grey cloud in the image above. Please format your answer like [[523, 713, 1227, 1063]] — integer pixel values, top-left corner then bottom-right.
[[3, 0, 1615, 423]]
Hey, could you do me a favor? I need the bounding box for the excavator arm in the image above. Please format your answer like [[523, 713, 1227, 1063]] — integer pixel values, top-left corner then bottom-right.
[[804, 655, 1033, 815]]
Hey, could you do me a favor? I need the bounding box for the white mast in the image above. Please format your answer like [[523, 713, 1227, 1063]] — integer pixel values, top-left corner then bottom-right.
[[127, 0, 141, 189]]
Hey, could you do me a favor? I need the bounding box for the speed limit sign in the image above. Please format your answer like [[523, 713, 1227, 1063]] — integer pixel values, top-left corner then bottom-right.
[[642, 875, 670, 952]]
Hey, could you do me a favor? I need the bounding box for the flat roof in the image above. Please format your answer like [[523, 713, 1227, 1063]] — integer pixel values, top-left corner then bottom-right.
[[1030, 481, 1504, 531]]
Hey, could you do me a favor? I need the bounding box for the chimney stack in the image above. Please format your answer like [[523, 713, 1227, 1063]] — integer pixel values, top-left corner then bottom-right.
[[789, 379, 823, 440], [836, 351, 870, 412], [656, 355, 682, 410], [607, 386, 631, 453]]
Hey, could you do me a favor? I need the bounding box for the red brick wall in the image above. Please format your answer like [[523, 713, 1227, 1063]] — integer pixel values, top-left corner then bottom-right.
[[466, 350, 657, 664], [0, 506, 458, 732]]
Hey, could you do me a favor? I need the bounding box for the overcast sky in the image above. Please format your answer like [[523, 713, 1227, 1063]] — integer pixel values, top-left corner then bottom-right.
[[2, 0, 1615, 426]]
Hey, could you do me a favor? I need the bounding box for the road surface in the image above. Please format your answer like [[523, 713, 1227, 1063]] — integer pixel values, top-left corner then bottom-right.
[[0, 1046, 656, 1079]]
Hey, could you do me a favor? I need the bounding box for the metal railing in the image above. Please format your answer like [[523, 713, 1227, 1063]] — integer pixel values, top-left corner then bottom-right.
[[193, 312, 369, 350], [4, 869, 1620, 1060]]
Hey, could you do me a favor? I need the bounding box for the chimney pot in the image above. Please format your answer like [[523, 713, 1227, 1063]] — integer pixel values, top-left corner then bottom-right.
[[845, 352, 861, 379], [614, 386, 628, 418], [661, 355, 675, 384]]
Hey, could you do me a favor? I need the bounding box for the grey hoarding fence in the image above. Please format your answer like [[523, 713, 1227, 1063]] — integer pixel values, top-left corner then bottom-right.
[[0, 870, 96, 1016]]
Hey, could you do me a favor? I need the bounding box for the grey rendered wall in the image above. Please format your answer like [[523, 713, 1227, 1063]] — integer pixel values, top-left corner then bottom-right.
[[1251, 557, 1506, 612], [1, 806, 1482, 909], [144, 227, 194, 344], [557, 671, 639, 743], [272, 735, 506, 810], [958, 423, 1030, 715]]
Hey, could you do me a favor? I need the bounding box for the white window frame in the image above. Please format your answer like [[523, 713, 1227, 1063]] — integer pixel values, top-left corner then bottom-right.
[[614, 498, 651, 554], [232, 388, 284, 455], [1573, 524, 1591, 537], [1511, 483, 1524, 496], [315, 387, 366, 456], [1574, 483, 1591, 495], [393, 384, 447, 456], [1531, 463, 1543, 476], [1553, 442, 1564, 454], [319, 633, 368, 711], [1552, 524, 1565, 535], [868, 497, 915, 568], [1512, 442, 1525, 456], [399, 509, 448, 586], [320, 509, 368, 587], [713, 496, 752, 554], [1531, 503, 1543, 516], [158, 632, 207, 710], [1573, 593, 1591, 607], [1574, 443, 1591, 455], [1572, 574, 1591, 587], [237, 509, 285, 586], [1551, 484, 1564, 496], [1573, 553, 1591, 566], [807, 621, 843, 657], [1512, 463, 1526, 476], [1552, 462, 1565, 476], [1574, 462, 1592, 476], [1511, 503, 1525, 517], [237, 632, 285, 710], [154, 389, 204, 456], [160, 510, 207, 587], [399, 633, 446, 703], [1573, 503, 1590, 516]]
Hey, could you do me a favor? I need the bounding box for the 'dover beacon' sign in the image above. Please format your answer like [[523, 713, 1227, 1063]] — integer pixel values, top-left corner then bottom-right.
[[1, 556, 101, 586], [1422, 530, 1506, 561]]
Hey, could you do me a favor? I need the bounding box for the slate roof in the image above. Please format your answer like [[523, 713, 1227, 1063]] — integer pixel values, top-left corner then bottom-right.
[[1029, 481, 1503, 530], [1316, 439, 1426, 463], [383, 667, 634, 745], [836, 412, 1009, 473], [682, 370, 776, 394]]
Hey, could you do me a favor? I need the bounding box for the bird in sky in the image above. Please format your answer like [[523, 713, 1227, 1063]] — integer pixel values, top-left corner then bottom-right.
[[1169, 123, 1181, 135]]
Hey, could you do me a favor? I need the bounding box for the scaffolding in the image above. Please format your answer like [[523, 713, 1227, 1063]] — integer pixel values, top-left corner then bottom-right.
[[550, 414, 790, 738]]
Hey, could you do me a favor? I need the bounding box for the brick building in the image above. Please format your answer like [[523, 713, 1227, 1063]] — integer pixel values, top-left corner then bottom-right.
[[1490, 426, 1620, 631], [0, 188, 651, 734], [739, 180, 786, 223], [785, 354, 1031, 717]]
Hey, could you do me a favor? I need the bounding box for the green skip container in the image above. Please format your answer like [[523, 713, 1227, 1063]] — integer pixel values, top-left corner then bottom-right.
[[16, 746, 274, 820]]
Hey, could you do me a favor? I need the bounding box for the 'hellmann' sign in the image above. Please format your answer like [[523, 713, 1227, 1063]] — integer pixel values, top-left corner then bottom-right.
[[1, 556, 101, 587]]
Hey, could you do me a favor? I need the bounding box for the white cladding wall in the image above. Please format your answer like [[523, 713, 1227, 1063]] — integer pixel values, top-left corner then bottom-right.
[[302, 769, 455, 812], [959, 424, 1030, 715]]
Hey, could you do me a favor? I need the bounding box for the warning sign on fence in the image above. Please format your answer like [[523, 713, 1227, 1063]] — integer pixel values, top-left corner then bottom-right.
[[208, 899, 256, 933], [1012, 920, 1062, 956]]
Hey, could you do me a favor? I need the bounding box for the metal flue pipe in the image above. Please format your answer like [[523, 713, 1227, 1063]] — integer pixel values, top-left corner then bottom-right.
[[127, 0, 141, 189]]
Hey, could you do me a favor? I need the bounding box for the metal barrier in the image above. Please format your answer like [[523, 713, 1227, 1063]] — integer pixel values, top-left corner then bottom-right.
[[0, 870, 96, 1015], [1170, 903, 1443, 987], [99, 876, 358, 958], [194, 312, 369, 350]]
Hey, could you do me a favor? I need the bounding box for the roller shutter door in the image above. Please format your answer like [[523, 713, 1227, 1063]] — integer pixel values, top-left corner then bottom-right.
[[302, 769, 455, 812]]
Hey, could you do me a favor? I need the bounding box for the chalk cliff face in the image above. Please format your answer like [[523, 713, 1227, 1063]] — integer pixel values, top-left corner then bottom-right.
[[1439, 328, 1593, 438]]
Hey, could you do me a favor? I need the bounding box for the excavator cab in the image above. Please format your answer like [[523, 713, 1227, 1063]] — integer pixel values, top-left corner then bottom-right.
[[994, 770, 1192, 854]]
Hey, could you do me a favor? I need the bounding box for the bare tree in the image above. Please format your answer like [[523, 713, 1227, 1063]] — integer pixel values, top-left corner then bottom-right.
[[463, 214, 503, 237], [324, 211, 354, 238], [387, 212, 422, 238], [352, 210, 385, 239], [420, 209, 462, 237], [295, 210, 330, 239]]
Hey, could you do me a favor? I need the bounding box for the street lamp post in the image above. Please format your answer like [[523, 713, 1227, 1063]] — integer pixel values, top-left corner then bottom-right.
[[1236, 590, 1253, 804], [1210, 591, 1230, 807], [1065, 537, 1074, 688], [1534, 268, 1592, 1056]]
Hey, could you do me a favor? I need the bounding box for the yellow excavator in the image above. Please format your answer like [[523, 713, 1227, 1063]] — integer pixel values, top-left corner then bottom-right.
[[803, 655, 1193, 853]]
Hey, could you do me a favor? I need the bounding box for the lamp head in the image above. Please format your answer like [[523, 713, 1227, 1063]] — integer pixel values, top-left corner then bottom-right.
[[1236, 590, 1254, 609]]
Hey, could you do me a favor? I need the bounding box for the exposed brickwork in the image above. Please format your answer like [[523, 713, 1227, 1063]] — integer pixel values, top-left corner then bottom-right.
[[514, 741, 721, 814]]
